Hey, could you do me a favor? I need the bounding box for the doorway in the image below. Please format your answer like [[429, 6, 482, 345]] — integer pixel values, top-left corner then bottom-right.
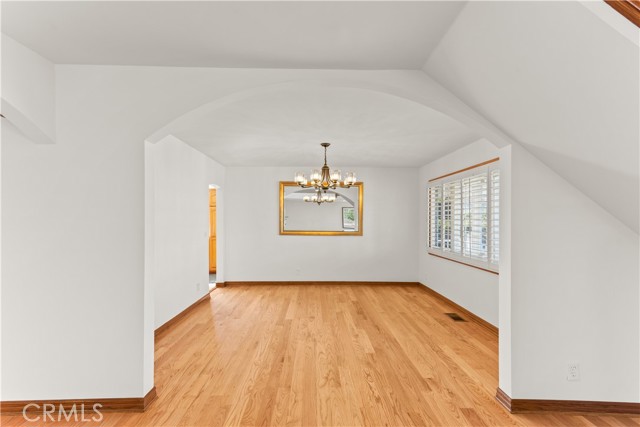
[[209, 188, 217, 286]]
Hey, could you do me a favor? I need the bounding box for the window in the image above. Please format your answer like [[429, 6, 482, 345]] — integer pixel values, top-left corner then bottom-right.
[[342, 207, 355, 230], [428, 159, 500, 272]]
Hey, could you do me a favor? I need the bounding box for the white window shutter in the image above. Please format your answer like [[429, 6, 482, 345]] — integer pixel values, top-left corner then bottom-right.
[[490, 169, 500, 265], [428, 185, 442, 249], [428, 162, 500, 272]]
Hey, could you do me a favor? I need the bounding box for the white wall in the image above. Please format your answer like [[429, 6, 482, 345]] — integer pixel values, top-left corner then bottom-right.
[[143, 140, 156, 394], [505, 144, 639, 402], [225, 167, 418, 282], [418, 139, 500, 326], [1, 72, 145, 400], [1, 34, 55, 144], [146, 135, 226, 330], [498, 145, 513, 396]]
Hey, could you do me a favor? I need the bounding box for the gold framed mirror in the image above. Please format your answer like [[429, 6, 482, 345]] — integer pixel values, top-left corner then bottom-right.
[[279, 181, 363, 236]]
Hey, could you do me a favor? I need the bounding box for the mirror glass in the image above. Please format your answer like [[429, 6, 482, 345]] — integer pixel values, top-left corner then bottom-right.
[[279, 182, 363, 236]]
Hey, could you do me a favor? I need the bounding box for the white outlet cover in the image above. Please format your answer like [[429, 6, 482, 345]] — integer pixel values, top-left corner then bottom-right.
[[567, 363, 580, 381]]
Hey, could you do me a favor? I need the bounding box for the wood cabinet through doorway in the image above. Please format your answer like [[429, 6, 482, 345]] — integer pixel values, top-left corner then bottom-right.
[[209, 189, 216, 274]]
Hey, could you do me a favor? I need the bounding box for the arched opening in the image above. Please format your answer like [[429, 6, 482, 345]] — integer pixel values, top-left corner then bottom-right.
[[142, 77, 513, 404]]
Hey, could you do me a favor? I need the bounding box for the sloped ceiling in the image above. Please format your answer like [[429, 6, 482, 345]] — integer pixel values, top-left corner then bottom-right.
[[1, 1, 464, 69], [424, 1, 639, 232]]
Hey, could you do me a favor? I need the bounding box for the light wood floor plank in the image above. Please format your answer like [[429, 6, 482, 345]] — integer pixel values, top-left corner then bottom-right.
[[2, 284, 639, 426]]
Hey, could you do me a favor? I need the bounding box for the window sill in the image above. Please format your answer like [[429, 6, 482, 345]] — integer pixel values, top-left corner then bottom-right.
[[428, 252, 499, 275]]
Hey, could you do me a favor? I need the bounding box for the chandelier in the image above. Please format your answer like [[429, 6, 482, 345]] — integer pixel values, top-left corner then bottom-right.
[[294, 143, 356, 205]]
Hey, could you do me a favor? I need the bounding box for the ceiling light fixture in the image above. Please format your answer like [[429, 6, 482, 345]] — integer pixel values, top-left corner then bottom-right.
[[294, 143, 356, 205]]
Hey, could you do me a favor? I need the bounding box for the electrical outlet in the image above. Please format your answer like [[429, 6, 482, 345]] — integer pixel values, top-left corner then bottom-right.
[[567, 363, 580, 381], [196, 283, 201, 292]]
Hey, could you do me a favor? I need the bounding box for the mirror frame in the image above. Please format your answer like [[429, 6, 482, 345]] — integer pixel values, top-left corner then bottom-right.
[[279, 181, 364, 236]]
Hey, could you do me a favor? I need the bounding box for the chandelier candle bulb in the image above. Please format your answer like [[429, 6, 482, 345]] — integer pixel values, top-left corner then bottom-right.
[[294, 172, 306, 184], [344, 172, 356, 185]]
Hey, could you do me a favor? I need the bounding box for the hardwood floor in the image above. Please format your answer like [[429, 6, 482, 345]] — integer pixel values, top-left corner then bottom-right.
[[3, 284, 639, 426]]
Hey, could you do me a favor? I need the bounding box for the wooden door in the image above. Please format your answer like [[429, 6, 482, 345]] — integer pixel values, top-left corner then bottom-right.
[[209, 189, 217, 273]]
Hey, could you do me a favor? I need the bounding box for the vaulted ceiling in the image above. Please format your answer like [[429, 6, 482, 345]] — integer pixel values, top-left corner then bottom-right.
[[153, 85, 480, 167]]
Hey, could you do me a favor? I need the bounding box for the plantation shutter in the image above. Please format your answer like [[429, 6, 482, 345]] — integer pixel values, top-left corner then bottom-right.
[[465, 172, 488, 261], [427, 161, 500, 272], [490, 169, 500, 265], [428, 185, 442, 249]]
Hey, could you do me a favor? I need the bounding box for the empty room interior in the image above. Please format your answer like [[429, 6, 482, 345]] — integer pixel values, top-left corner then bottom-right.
[[1, 1, 639, 426]]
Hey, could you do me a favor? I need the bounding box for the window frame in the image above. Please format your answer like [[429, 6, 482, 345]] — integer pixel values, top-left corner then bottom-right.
[[428, 158, 500, 274]]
